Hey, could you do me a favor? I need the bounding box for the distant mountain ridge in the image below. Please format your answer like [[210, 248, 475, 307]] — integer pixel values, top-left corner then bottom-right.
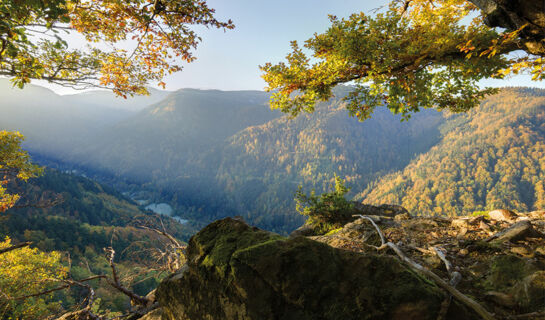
[[0, 79, 170, 157], [2, 81, 544, 232], [68, 88, 281, 181]]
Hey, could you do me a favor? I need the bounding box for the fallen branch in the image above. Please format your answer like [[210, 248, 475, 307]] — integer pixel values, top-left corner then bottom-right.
[[432, 246, 453, 275], [387, 242, 495, 320], [355, 215, 495, 320], [405, 244, 434, 255], [354, 214, 388, 250], [485, 220, 540, 243], [433, 246, 460, 320]]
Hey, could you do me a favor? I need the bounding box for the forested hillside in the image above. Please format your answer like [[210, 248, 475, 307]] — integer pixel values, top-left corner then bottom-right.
[[359, 88, 545, 216], [0, 79, 167, 158], [217, 87, 443, 230], [3, 80, 545, 233], [64, 87, 443, 232], [1, 169, 190, 314]]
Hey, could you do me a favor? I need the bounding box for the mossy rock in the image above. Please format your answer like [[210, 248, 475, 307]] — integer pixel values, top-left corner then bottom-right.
[[511, 271, 545, 312], [484, 255, 539, 291], [157, 218, 479, 320]]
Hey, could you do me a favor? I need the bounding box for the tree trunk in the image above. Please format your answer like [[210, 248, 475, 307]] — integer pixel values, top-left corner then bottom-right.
[[468, 0, 545, 54]]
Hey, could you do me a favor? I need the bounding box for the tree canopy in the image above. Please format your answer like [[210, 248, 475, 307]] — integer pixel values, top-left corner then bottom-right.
[[261, 0, 545, 120], [0, 237, 68, 319], [0, 0, 233, 96], [0, 131, 42, 212]]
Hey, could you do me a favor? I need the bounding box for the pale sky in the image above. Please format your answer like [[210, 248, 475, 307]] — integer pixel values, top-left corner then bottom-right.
[[35, 0, 545, 95]]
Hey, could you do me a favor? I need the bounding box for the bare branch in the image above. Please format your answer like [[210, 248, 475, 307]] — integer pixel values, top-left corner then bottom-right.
[[138, 225, 183, 248], [105, 247, 150, 307], [353, 215, 493, 320], [13, 276, 105, 301], [432, 246, 453, 275], [0, 242, 31, 255], [386, 242, 495, 320], [354, 215, 388, 250]]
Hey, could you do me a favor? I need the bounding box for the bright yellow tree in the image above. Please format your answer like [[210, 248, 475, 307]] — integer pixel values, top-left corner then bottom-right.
[[0, 131, 42, 212], [0, 237, 68, 319]]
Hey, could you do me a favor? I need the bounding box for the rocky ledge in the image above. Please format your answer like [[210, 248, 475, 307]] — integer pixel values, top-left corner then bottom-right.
[[147, 209, 544, 320]]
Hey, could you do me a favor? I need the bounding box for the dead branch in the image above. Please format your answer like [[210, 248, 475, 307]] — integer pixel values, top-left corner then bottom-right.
[[354, 214, 388, 250], [432, 246, 453, 274], [405, 244, 434, 255], [138, 225, 183, 248], [485, 220, 541, 243], [355, 215, 494, 320], [138, 225, 186, 271], [432, 246, 461, 320], [14, 275, 105, 300], [105, 247, 150, 307], [0, 242, 31, 255], [55, 278, 102, 320], [387, 242, 495, 320]]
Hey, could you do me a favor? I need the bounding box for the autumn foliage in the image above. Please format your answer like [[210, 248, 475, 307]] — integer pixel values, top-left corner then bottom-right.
[[0, 0, 234, 96], [261, 0, 545, 120]]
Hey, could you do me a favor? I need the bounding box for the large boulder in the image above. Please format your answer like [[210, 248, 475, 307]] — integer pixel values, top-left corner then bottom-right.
[[157, 218, 476, 320]]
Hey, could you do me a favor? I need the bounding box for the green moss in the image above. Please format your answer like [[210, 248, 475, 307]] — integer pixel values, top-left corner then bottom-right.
[[159, 218, 480, 320], [325, 227, 343, 236], [484, 255, 537, 291], [471, 211, 490, 219]]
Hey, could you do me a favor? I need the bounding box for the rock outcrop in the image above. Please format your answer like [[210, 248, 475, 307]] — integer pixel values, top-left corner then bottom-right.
[[148, 206, 545, 320], [312, 210, 545, 319], [155, 218, 475, 320]]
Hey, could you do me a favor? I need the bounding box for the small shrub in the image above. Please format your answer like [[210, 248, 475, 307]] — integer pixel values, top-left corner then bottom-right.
[[471, 211, 490, 219], [295, 175, 354, 234]]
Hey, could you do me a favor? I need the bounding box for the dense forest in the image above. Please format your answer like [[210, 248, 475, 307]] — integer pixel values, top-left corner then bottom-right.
[[3, 83, 545, 232], [359, 88, 545, 216], [3, 0, 545, 319], [1, 169, 190, 316]]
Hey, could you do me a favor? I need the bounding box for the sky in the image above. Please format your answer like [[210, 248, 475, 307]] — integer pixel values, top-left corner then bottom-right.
[[35, 0, 545, 95]]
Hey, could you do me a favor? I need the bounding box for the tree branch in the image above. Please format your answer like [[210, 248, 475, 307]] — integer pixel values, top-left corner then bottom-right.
[[105, 247, 150, 307], [13, 275, 105, 300], [0, 242, 31, 255], [355, 215, 494, 320], [387, 242, 495, 320]]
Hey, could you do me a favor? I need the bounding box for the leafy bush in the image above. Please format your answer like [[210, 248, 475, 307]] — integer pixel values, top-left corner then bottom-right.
[[471, 211, 490, 219], [295, 175, 355, 234]]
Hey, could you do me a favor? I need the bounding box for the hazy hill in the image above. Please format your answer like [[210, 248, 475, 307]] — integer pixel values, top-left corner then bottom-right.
[[217, 88, 444, 230], [69, 89, 281, 182], [4, 81, 544, 232], [61, 87, 171, 112], [0, 79, 168, 157], [358, 88, 545, 216]]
